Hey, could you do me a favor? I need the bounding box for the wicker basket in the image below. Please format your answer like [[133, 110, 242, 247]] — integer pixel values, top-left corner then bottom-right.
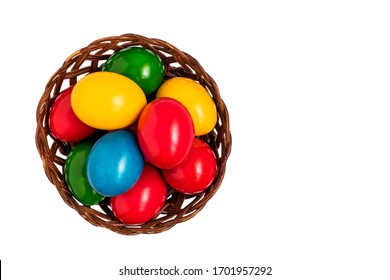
[[35, 33, 232, 235]]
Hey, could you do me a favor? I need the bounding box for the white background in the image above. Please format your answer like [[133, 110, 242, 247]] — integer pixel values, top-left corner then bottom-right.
[[1, 0, 390, 279]]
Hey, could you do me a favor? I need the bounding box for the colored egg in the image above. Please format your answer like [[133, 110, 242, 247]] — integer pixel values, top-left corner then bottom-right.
[[64, 142, 105, 206], [137, 98, 195, 169], [71, 72, 146, 130], [86, 130, 144, 197], [102, 47, 164, 96], [156, 77, 217, 136], [49, 86, 97, 142], [111, 164, 167, 225], [162, 138, 217, 195]]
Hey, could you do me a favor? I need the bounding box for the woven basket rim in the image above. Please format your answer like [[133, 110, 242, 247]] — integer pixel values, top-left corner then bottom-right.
[[35, 33, 232, 235]]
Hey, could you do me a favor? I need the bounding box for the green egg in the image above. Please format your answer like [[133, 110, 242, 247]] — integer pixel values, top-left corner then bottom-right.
[[64, 141, 105, 206], [102, 46, 164, 96]]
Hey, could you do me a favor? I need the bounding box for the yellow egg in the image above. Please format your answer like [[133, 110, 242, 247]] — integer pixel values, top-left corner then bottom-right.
[[71, 72, 147, 130], [156, 77, 217, 136]]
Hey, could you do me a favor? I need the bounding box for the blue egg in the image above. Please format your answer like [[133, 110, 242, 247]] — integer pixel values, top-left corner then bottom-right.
[[86, 130, 144, 197]]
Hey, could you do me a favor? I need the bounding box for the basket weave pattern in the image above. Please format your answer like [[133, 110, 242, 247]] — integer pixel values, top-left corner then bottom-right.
[[35, 33, 232, 235]]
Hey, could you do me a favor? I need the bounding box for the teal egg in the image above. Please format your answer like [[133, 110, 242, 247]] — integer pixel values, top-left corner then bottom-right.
[[86, 130, 144, 197]]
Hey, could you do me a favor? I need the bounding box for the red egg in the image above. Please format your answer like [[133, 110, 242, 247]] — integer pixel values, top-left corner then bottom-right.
[[49, 86, 97, 142], [137, 98, 195, 169], [162, 138, 217, 194], [111, 164, 167, 225]]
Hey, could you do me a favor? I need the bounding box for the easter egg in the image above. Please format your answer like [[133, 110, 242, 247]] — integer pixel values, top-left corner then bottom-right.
[[111, 164, 167, 225], [162, 138, 217, 194], [86, 130, 144, 197], [49, 86, 96, 142], [102, 47, 164, 96], [137, 98, 195, 169], [156, 77, 217, 136], [71, 72, 146, 130], [64, 142, 105, 206]]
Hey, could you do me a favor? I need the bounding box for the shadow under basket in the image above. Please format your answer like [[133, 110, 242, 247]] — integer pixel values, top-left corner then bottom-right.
[[35, 33, 232, 235]]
